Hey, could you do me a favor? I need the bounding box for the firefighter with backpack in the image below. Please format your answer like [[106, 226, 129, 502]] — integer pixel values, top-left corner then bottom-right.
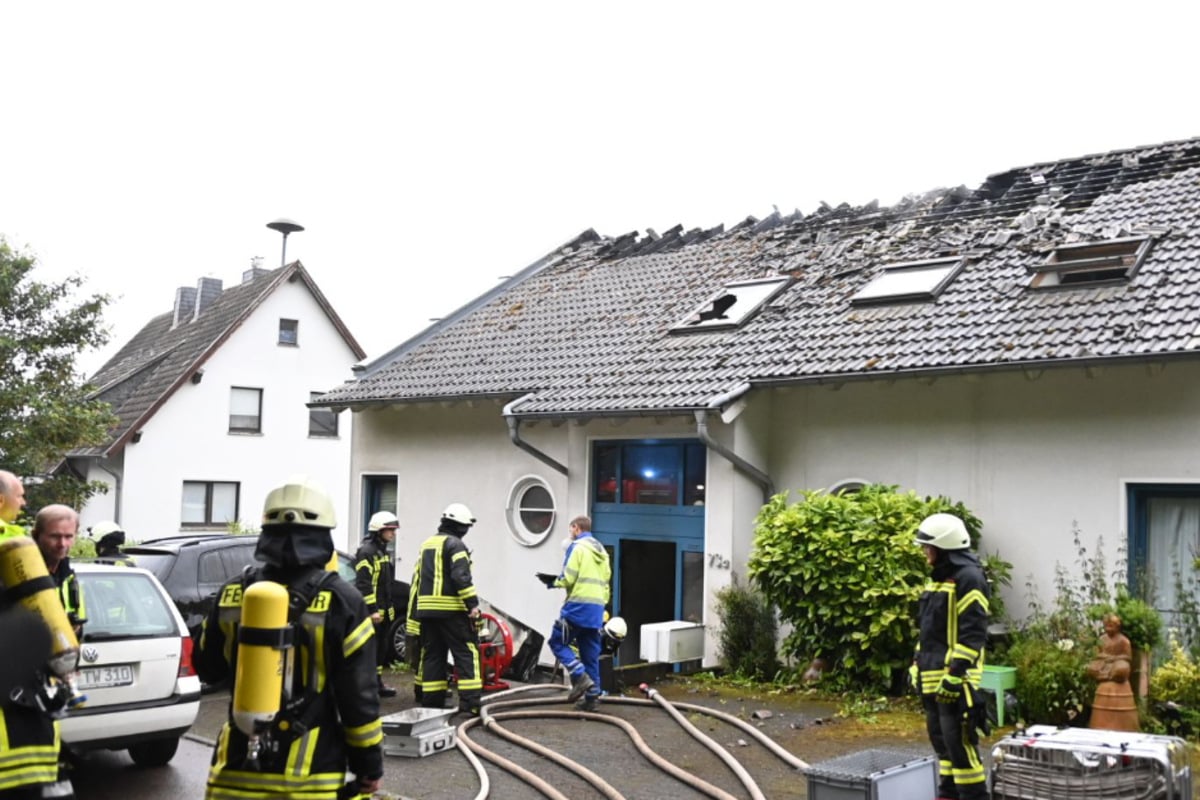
[[196, 476, 384, 800]]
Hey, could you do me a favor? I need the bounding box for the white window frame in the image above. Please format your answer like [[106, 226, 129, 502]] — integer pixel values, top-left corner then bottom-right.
[[671, 277, 791, 332], [851, 257, 962, 305], [506, 475, 556, 547]]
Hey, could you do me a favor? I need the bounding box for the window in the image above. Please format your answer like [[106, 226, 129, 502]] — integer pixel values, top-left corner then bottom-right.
[[279, 318, 299, 346], [229, 387, 262, 433], [308, 392, 338, 437], [592, 440, 706, 507], [671, 277, 790, 332], [851, 257, 962, 305], [1030, 237, 1151, 288], [506, 475, 556, 546], [181, 481, 239, 527]]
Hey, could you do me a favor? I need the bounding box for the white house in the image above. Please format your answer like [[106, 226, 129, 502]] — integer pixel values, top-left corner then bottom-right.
[[65, 262, 365, 553], [315, 136, 1200, 668]]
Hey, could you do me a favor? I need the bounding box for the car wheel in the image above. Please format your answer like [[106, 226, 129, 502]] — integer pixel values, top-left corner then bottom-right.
[[384, 616, 407, 665], [128, 736, 180, 767]]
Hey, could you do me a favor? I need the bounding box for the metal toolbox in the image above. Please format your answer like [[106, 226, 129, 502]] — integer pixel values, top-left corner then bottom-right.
[[990, 725, 1192, 800], [381, 708, 458, 758], [804, 748, 937, 800]]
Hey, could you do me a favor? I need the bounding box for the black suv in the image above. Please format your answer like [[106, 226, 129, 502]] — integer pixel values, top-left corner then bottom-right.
[[122, 533, 411, 663]]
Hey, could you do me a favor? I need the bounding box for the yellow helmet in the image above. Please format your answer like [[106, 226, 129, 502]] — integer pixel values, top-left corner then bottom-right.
[[262, 475, 336, 529]]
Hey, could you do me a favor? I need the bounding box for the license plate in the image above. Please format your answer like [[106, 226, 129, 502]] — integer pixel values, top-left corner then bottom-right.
[[77, 664, 134, 689]]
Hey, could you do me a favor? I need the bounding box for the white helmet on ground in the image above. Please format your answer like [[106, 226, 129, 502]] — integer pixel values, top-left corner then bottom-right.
[[603, 616, 628, 640], [913, 513, 969, 551], [441, 503, 476, 526], [367, 510, 400, 532]]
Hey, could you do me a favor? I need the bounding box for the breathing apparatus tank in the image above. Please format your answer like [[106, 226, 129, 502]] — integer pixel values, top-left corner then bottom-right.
[[233, 581, 292, 766], [0, 536, 79, 678]]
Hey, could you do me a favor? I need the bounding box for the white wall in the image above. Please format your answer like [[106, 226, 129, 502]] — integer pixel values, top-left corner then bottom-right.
[[86, 279, 359, 552], [759, 361, 1200, 621]]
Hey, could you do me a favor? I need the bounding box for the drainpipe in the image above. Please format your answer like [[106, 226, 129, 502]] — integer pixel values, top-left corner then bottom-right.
[[93, 458, 124, 524], [694, 383, 775, 504], [502, 395, 568, 476]]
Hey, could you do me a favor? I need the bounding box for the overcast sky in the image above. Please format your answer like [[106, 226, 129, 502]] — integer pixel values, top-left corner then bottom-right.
[[2, 1, 1196, 378]]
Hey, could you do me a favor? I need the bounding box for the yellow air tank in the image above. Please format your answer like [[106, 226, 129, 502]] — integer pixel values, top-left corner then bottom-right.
[[0, 536, 79, 677], [233, 581, 290, 738]]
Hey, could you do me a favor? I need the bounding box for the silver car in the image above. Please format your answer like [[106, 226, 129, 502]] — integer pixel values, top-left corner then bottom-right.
[[59, 562, 202, 766]]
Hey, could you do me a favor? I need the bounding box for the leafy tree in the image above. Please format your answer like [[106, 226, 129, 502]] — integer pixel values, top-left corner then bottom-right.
[[0, 238, 115, 513], [747, 484, 985, 692]]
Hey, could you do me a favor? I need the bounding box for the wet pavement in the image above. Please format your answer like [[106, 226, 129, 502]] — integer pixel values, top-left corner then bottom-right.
[[180, 671, 945, 799]]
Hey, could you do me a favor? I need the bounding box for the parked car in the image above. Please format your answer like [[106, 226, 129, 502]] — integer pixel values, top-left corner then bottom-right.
[[122, 533, 411, 663], [60, 562, 201, 766]]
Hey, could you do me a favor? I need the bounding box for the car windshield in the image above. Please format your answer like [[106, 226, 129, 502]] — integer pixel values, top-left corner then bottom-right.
[[122, 551, 175, 580], [77, 571, 178, 641]]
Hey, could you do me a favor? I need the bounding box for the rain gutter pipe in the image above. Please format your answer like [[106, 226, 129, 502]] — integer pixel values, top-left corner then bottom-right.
[[694, 382, 775, 504], [502, 394, 568, 476]]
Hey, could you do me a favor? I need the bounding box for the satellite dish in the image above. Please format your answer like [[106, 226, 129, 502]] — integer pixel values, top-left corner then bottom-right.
[[266, 218, 305, 266]]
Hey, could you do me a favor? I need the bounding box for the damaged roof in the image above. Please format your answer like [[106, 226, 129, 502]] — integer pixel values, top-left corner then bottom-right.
[[77, 262, 364, 457], [318, 136, 1200, 417]]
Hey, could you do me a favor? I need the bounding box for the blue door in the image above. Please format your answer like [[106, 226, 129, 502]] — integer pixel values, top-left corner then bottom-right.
[[590, 440, 706, 665], [1128, 483, 1200, 646]]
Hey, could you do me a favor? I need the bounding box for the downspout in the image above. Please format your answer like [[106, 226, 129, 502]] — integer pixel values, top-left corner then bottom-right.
[[503, 395, 568, 476], [694, 383, 775, 504], [92, 458, 124, 524]]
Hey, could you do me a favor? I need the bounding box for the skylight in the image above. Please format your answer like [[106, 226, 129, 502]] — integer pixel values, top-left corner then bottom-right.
[[1030, 237, 1151, 288], [671, 277, 790, 332], [850, 257, 962, 305]]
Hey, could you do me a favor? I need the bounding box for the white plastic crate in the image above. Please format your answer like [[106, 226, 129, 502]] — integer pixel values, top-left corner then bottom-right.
[[804, 748, 937, 800], [381, 708, 458, 758], [990, 725, 1192, 800]]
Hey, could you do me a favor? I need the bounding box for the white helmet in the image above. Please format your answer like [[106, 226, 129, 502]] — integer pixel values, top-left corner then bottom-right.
[[603, 616, 628, 640], [914, 513, 969, 551], [367, 510, 400, 532], [441, 503, 476, 526], [90, 520, 124, 538], [262, 475, 337, 529]]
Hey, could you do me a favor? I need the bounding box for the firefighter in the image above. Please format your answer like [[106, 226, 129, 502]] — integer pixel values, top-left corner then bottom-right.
[[540, 515, 611, 710], [88, 521, 135, 566], [411, 503, 483, 717], [910, 512, 990, 800], [196, 476, 384, 800], [31, 506, 85, 641], [0, 473, 76, 800], [355, 511, 398, 698]]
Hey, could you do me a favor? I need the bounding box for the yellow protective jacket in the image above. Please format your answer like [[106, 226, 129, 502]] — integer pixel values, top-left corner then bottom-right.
[[196, 565, 384, 800]]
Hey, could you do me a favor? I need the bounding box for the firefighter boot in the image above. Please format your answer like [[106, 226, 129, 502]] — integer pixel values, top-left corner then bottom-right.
[[567, 671, 594, 702], [377, 675, 397, 698]]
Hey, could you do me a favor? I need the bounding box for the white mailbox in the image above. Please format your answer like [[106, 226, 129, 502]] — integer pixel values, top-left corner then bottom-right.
[[639, 621, 705, 663]]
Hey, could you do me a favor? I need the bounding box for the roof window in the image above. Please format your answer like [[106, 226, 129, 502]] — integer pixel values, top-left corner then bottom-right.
[[1030, 237, 1151, 288], [671, 277, 790, 332], [850, 257, 962, 305]]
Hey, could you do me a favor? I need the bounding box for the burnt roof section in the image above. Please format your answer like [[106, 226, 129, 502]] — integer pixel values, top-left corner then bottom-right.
[[78, 262, 365, 457], [318, 136, 1200, 417]]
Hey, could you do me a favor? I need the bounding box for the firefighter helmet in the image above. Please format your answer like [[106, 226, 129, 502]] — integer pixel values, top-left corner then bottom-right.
[[89, 520, 124, 539], [367, 510, 400, 532], [603, 616, 628, 640], [913, 513, 969, 551], [262, 476, 336, 529], [441, 503, 476, 526]]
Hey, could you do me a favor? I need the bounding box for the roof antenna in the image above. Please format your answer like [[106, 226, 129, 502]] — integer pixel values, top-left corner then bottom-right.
[[266, 218, 305, 267]]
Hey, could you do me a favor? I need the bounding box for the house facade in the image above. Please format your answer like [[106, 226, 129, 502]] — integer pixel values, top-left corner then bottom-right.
[[66, 263, 365, 553], [318, 136, 1200, 667]]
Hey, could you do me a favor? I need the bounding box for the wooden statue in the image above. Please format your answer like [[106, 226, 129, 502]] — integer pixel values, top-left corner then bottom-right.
[[1086, 613, 1139, 731]]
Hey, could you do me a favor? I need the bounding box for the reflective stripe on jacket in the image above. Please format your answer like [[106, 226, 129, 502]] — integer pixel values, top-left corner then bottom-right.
[[555, 534, 611, 629], [353, 536, 393, 619], [914, 550, 990, 693], [412, 533, 477, 618]]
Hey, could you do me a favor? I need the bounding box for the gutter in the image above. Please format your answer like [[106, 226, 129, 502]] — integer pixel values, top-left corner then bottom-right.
[[502, 395, 568, 476], [93, 459, 124, 524], [694, 383, 775, 504]]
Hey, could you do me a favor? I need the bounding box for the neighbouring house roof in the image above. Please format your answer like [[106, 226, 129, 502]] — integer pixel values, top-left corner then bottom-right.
[[318, 136, 1200, 418], [76, 262, 365, 458]]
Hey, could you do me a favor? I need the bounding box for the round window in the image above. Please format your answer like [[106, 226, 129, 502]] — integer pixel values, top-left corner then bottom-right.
[[506, 475, 556, 547]]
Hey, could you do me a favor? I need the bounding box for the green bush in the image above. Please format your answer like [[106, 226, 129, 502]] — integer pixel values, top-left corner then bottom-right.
[[1148, 635, 1200, 737], [1007, 634, 1093, 726], [712, 576, 780, 681], [747, 485, 988, 692], [1112, 591, 1163, 653]]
